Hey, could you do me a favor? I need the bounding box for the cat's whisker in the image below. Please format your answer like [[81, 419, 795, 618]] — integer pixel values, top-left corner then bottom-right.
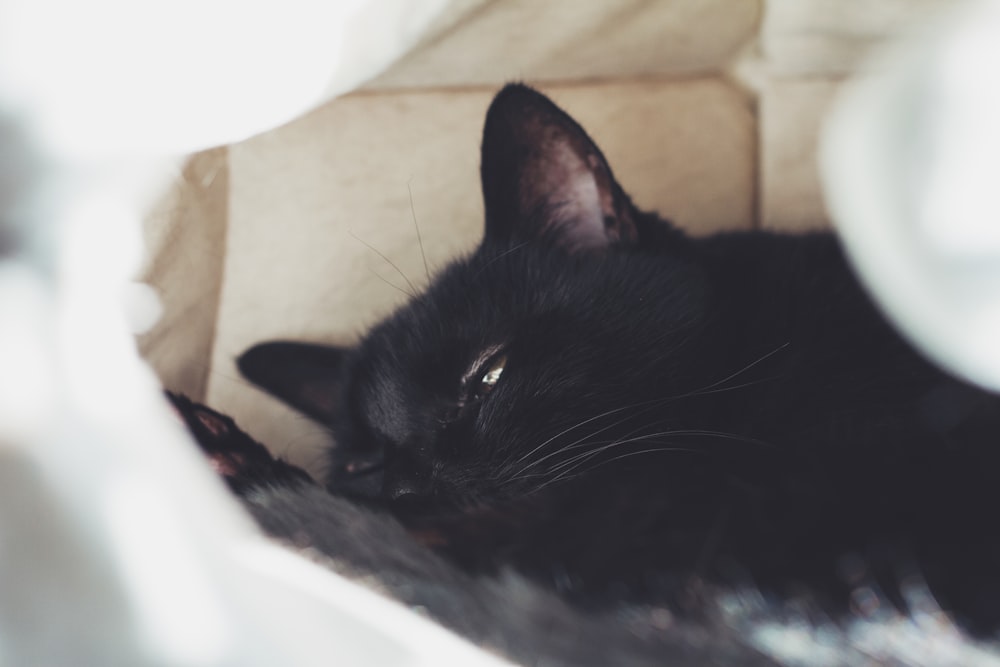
[[507, 428, 775, 493], [532, 414, 681, 473], [367, 267, 415, 298], [542, 430, 689, 476], [350, 230, 419, 297], [505, 406, 634, 470], [504, 407, 652, 478], [682, 377, 779, 400], [541, 438, 713, 491], [502, 437, 622, 484], [514, 347, 786, 464], [571, 444, 702, 476], [506, 384, 749, 477], [407, 181, 431, 284], [470, 241, 532, 283], [505, 390, 704, 472], [691, 342, 790, 395], [503, 348, 788, 479], [508, 400, 711, 480], [530, 445, 705, 495]]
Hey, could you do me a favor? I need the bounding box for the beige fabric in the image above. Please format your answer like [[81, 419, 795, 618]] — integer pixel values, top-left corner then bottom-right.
[[139, 0, 952, 468], [139, 149, 228, 401], [761, 0, 949, 77], [366, 0, 762, 88], [759, 79, 843, 230]]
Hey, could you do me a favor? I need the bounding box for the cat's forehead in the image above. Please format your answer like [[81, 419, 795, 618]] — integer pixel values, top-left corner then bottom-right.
[[355, 250, 536, 373], [361, 242, 693, 365]]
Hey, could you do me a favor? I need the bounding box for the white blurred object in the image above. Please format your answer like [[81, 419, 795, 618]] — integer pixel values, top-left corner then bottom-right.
[[0, 0, 506, 665], [0, 0, 452, 157], [822, 0, 1000, 392]]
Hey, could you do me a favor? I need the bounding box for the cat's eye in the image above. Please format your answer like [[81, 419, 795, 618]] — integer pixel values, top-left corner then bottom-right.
[[474, 355, 506, 398]]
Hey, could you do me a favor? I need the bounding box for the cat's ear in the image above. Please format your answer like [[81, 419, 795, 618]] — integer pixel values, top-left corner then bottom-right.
[[480, 84, 638, 252], [237, 341, 347, 424]]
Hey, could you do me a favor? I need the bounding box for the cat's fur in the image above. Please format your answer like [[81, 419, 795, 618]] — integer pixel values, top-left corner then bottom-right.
[[191, 85, 1000, 665]]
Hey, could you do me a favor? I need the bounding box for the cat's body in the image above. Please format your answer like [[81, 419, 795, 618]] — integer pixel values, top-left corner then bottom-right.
[[193, 85, 1000, 665]]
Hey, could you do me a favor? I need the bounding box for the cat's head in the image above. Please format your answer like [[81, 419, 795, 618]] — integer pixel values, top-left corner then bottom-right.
[[239, 85, 707, 506]]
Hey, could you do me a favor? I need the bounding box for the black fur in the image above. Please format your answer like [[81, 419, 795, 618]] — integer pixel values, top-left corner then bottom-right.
[[217, 85, 1000, 665]]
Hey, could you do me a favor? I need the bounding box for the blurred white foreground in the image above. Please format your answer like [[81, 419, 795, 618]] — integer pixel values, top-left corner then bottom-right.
[[0, 1, 507, 665], [822, 0, 1000, 393]]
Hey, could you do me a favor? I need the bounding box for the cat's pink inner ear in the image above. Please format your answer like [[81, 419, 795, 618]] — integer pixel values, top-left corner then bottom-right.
[[521, 140, 608, 250], [532, 141, 637, 251], [481, 84, 637, 252], [556, 168, 607, 249]]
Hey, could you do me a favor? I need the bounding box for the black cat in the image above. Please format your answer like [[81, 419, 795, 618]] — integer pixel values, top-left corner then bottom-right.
[[186, 85, 1000, 665]]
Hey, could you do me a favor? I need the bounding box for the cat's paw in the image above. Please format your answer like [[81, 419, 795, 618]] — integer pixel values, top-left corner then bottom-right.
[[166, 391, 316, 495]]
